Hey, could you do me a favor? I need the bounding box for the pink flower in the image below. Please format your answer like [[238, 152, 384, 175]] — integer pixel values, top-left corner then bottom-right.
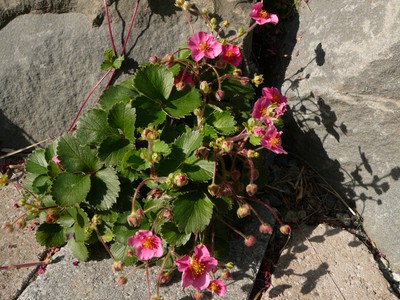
[[249, 2, 279, 25], [220, 44, 243, 66], [174, 70, 194, 86], [252, 126, 266, 137], [175, 244, 218, 290], [252, 97, 272, 120], [262, 87, 287, 116], [127, 230, 163, 261], [208, 279, 227, 296], [188, 32, 222, 62], [260, 125, 287, 154]]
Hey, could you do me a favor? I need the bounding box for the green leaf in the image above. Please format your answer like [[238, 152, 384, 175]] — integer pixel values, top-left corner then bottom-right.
[[86, 167, 120, 210], [160, 222, 191, 246], [209, 111, 236, 135], [113, 55, 124, 69], [101, 60, 113, 71], [177, 48, 191, 59], [173, 192, 214, 234], [76, 108, 118, 145], [68, 238, 89, 261], [36, 223, 66, 247], [182, 156, 214, 182], [152, 140, 171, 156], [98, 137, 132, 166], [44, 141, 58, 161], [32, 174, 52, 194], [99, 85, 137, 111], [163, 86, 201, 118], [52, 173, 91, 207], [25, 149, 48, 175], [66, 207, 90, 242], [108, 103, 136, 142], [134, 96, 166, 127], [172, 130, 203, 161], [58, 135, 102, 172], [133, 64, 174, 103], [110, 242, 137, 266], [103, 49, 113, 61]]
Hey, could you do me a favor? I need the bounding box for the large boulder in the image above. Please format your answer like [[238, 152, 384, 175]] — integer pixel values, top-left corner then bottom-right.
[[0, 0, 254, 149], [281, 1, 400, 272]]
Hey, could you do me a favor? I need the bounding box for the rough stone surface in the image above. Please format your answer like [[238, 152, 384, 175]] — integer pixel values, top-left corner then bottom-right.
[[0, 179, 45, 300], [0, 0, 254, 149], [263, 224, 398, 300], [280, 0, 400, 273]]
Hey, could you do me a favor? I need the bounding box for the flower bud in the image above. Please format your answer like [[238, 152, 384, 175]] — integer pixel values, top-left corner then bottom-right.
[[182, 1, 191, 11], [208, 184, 221, 197], [157, 271, 172, 284], [252, 73, 264, 87], [192, 290, 205, 300], [221, 140, 233, 152], [152, 152, 162, 163], [173, 173, 188, 187], [259, 223, 273, 234], [246, 183, 258, 197], [15, 218, 26, 229], [148, 56, 160, 64], [237, 203, 251, 218], [112, 260, 124, 272], [237, 27, 245, 37], [148, 188, 163, 200], [0, 173, 9, 187], [220, 20, 230, 28], [163, 208, 173, 219], [232, 68, 242, 76], [127, 249, 134, 257], [200, 8, 209, 15], [162, 53, 175, 67], [210, 18, 217, 26], [199, 81, 211, 94], [175, 81, 186, 91], [1, 222, 14, 233], [221, 270, 233, 280], [141, 127, 159, 141], [244, 235, 257, 247], [127, 209, 144, 227], [280, 224, 292, 235], [225, 262, 234, 269], [240, 76, 250, 85], [194, 147, 210, 159], [215, 90, 225, 101], [117, 276, 128, 286], [151, 295, 163, 300], [174, 0, 184, 7], [215, 59, 227, 69]]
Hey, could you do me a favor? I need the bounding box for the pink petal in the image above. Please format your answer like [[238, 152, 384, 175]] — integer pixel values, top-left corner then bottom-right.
[[175, 255, 190, 272], [191, 272, 210, 290]]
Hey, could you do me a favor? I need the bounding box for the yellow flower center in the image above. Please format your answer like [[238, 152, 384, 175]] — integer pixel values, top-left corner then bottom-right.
[[199, 42, 210, 52], [189, 257, 206, 277], [270, 137, 280, 146], [259, 10, 269, 19], [0, 174, 8, 187], [142, 237, 155, 249], [225, 51, 235, 59], [209, 282, 218, 292]]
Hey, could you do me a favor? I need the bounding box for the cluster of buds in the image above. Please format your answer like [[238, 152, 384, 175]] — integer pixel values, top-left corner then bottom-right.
[[141, 127, 159, 141], [210, 137, 234, 153], [166, 172, 188, 188], [127, 209, 145, 227]]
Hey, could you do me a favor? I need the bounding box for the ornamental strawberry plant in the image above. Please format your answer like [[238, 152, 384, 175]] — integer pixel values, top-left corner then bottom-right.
[[5, 1, 291, 298]]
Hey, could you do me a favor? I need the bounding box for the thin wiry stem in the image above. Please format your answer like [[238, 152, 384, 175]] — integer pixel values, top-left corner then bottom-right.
[[104, 0, 117, 55]]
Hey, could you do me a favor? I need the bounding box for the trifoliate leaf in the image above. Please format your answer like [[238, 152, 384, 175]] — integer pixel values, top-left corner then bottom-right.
[[36, 223, 66, 247], [52, 173, 91, 207], [173, 192, 214, 234], [133, 64, 174, 103], [25, 149, 47, 175], [182, 155, 214, 182], [86, 167, 120, 210], [209, 111, 237, 135], [57, 134, 102, 172], [163, 86, 201, 118], [160, 222, 191, 246], [152, 140, 171, 156], [99, 85, 137, 111]]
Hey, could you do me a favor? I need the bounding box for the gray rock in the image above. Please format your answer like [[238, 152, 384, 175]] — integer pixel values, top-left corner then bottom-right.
[[281, 1, 400, 272], [263, 224, 398, 299], [0, 0, 254, 149]]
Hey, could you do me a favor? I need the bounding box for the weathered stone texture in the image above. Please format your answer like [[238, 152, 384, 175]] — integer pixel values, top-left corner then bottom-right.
[[281, 0, 400, 272], [0, 0, 253, 149]]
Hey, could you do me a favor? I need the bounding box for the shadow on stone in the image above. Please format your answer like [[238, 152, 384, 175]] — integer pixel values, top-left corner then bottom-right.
[[0, 110, 34, 150]]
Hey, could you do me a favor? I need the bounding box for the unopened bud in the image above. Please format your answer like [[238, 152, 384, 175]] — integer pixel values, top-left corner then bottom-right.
[[15, 218, 26, 229], [192, 290, 205, 300], [152, 152, 162, 163], [1, 222, 14, 233], [215, 90, 224, 101], [174, 173, 188, 187], [112, 260, 124, 272], [148, 56, 160, 64], [208, 184, 220, 197], [127, 209, 144, 227], [163, 208, 173, 219], [221, 140, 233, 152], [200, 8, 209, 15], [246, 183, 258, 197], [237, 27, 245, 37], [221, 270, 233, 280], [117, 276, 128, 286], [199, 81, 211, 94], [157, 271, 172, 284], [210, 18, 217, 26], [252, 73, 264, 87], [259, 223, 273, 234], [175, 0, 184, 7], [225, 262, 234, 269], [280, 224, 292, 235], [141, 128, 159, 141], [194, 147, 210, 159], [162, 53, 175, 67], [220, 20, 230, 28], [148, 188, 163, 200], [240, 76, 250, 85], [182, 1, 191, 10], [244, 235, 257, 247], [233, 68, 242, 76], [237, 203, 251, 218], [175, 81, 185, 91]]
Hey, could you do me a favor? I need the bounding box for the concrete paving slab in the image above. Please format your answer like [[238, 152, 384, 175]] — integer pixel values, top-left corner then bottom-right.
[[0, 181, 45, 300], [263, 224, 398, 300]]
